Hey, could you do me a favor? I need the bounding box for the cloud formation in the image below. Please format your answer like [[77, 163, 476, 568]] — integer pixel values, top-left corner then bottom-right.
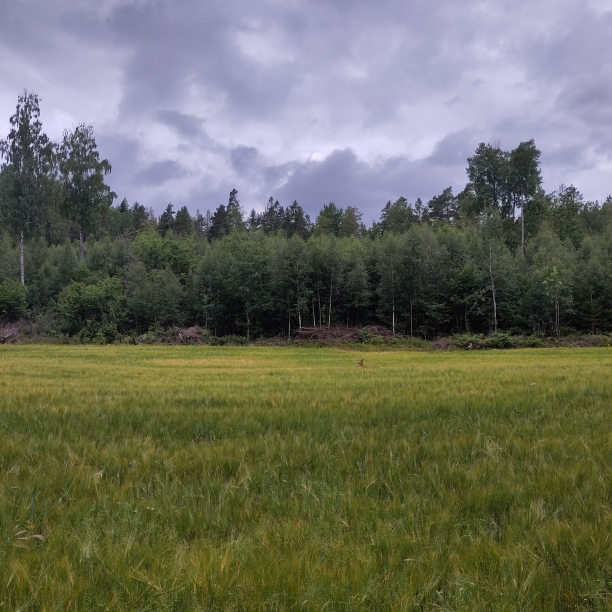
[[1, 0, 611, 222]]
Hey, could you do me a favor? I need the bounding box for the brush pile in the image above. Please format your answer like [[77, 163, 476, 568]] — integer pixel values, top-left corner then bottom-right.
[[295, 325, 393, 342], [0, 321, 21, 343]]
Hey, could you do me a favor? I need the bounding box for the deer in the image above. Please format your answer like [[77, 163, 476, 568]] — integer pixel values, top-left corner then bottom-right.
[[357, 359, 377, 369]]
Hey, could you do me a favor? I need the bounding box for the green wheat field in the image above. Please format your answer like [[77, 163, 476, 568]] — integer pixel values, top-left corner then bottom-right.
[[2, 345, 612, 611]]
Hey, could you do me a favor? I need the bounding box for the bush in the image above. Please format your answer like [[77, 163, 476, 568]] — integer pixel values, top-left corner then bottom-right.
[[451, 333, 484, 349], [206, 335, 248, 346], [483, 333, 513, 349], [56, 277, 125, 337], [599, 334, 612, 348], [0, 279, 28, 321], [523, 335, 545, 348], [125, 263, 185, 330]]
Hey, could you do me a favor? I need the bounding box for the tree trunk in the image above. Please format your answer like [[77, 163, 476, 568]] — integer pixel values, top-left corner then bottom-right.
[[555, 292, 560, 338], [521, 195, 525, 256], [328, 278, 332, 328], [489, 246, 498, 333], [391, 269, 395, 335], [20, 230, 25, 285], [297, 276, 302, 332], [79, 228, 84, 262], [246, 312, 250, 343], [318, 287, 321, 327], [410, 297, 413, 337]]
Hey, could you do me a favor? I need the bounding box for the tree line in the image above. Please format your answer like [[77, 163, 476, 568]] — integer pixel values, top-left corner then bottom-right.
[[1, 90, 612, 342]]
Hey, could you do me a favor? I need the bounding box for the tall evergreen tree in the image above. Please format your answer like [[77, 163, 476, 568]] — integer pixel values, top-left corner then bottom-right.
[[339, 206, 362, 237], [380, 197, 416, 233], [262, 197, 284, 234], [226, 189, 245, 233], [427, 188, 458, 223], [209, 204, 228, 239], [158, 204, 175, 237], [315, 203, 344, 236], [283, 200, 312, 239], [174, 206, 193, 236]]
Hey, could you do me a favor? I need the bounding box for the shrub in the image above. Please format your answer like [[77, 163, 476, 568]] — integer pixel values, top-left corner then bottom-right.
[[0, 279, 28, 321], [125, 263, 185, 330], [483, 333, 513, 349], [523, 335, 545, 348], [207, 335, 247, 346], [451, 334, 484, 349], [359, 327, 372, 343], [56, 277, 125, 337]]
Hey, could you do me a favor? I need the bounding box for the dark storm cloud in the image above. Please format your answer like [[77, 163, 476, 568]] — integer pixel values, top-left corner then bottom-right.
[[94, 133, 143, 198], [156, 110, 207, 141], [428, 131, 478, 167], [135, 160, 189, 186], [266, 148, 461, 223], [106, 1, 299, 122], [2, 0, 612, 216], [230, 146, 259, 172]]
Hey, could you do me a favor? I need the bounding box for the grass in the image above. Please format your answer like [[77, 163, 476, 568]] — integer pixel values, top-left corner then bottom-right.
[[1, 345, 612, 611]]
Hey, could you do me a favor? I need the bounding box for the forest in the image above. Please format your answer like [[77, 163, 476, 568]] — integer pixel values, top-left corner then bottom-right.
[[1, 90, 612, 343]]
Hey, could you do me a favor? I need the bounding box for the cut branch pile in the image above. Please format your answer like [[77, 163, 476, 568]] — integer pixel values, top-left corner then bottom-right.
[[175, 326, 204, 343], [295, 325, 393, 342], [0, 321, 21, 343]]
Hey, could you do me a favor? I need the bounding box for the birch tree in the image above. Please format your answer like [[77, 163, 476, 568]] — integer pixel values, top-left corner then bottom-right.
[[0, 91, 56, 283], [59, 124, 115, 261]]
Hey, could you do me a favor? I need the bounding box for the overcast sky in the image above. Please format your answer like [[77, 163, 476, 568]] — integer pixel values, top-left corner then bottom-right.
[[1, 0, 611, 222]]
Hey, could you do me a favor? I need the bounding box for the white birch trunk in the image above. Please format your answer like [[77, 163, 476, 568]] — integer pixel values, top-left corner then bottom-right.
[[489, 245, 497, 332], [521, 195, 525, 256], [20, 230, 25, 285]]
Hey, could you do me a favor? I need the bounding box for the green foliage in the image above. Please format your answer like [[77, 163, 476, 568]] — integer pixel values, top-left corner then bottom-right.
[[0, 279, 28, 320], [56, 277, 125, 338], [131, 230, 193, 276], [2, 112, 612, 343], [209, 189, 245, 239], [0, 92, 56, 241], [125, 262, 184, 330], [315, 202, 344, 236], [0, 91, 58, 283], [58, 123, 115, 260]]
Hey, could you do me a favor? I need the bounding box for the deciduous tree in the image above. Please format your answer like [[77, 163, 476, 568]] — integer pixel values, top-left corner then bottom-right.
[[59, 124, 115, 261], [0, 91, 56, 283]]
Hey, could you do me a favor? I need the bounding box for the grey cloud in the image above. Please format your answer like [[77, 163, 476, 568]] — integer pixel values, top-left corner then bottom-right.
[[230, 146, 259, 172], [95, 134, 142, 200], [557, 76, 612, 126], [135, 160, 189, 186], [156, 110, 206, 140], [265, 148, 463, 223], [428, 130, 478, 167], [541, 143, 589, 170], [2, 0, 612, 218], [156, 109, 223, 153]]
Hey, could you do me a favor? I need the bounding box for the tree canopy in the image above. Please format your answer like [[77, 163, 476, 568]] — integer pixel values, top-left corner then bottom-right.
[[2, 91, 612, 342]]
